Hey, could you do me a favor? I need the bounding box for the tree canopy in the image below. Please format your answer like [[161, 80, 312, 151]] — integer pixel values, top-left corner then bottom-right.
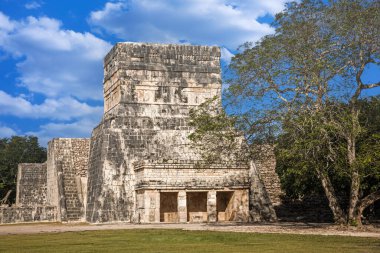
[[0, 136, 46, 204]]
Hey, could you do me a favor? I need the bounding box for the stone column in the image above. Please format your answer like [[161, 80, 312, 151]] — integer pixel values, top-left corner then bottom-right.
[[15, 165, 22, 206], [207, 190, 217, 222], [144, 190, 160, 223], [154, 191, 160, 222], [143, 191, 149, 223], [178, 191, 187, 222], [56, 161, 67, 222], [232, 189, 250, 222]]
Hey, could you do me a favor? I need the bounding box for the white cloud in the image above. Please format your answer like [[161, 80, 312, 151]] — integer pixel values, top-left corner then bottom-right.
[[25, 1, 42, 10], [0, 0, 290, 144], [0, 12, 112, 100], [0, 88, 102, 146], [89, 0, 288, 50], [0, 12, 14, 32], [0, 12, 14, 43], [0, 125, 17, 138], [0, 90, 103, 121], [220, 47, 234, 63], [27, 119, 97, 146]]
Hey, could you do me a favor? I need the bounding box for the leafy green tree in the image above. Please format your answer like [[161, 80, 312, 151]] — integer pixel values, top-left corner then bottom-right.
[[354, 97, 380, 221], [276, 98, 380, 221], [0, 136, 46, 204], [190, 0, 380, 225]]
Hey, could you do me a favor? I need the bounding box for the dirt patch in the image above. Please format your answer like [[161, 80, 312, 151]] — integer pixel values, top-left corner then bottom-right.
[[201, 222, 380, 238], [0, 222, 379, 238]]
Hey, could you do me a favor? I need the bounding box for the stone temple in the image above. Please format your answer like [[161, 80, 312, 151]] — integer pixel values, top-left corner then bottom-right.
[[0, 43, 282, 224]]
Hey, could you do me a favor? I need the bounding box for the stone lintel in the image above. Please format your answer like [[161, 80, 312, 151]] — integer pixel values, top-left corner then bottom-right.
[[133, 161, 249, 171], [135, 185, 250, 191]]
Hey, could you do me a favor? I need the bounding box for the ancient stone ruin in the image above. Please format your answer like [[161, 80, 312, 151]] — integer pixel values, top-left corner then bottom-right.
[[0, 43, 282, 224]]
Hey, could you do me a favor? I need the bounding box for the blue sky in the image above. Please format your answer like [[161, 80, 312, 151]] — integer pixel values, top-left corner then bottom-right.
[[0, 0, 289, 145], [0, 0, 378, 146]]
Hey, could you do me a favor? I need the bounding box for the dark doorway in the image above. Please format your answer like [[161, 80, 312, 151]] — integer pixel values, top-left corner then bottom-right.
[[160, 192, 178, 222], [187, 192, 207, 222], [216, 191, 234, 221]]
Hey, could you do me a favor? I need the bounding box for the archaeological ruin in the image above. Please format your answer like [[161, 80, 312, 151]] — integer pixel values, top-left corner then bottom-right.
[[0, 43, 284, 224]]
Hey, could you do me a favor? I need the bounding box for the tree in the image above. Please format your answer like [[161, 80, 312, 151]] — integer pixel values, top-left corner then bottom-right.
[[0, 136, 46, 204], [276, 98, 380, 223], [190, 0, 380, 225], [354, 97, 380, 222]]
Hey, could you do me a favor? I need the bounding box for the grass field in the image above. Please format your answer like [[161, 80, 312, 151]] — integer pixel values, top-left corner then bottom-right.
[[0, 229, 379, 253]]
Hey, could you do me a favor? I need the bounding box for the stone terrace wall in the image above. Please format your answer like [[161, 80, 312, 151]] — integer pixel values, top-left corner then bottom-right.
[[248, 146, 283, 222], [47, 138, 90, 222], [16, 163, 47, 207], [0, 206, 57, 224], [254, 146, 283, 206], [0, 163, 56, 224]]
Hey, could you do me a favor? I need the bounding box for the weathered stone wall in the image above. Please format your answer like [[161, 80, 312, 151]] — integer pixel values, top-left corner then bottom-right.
[[249, 161, 278, 222], [0, 206, 57, 224], [16, 163, 47, 207], [1, 162, 55, 224], [254, 146, 283, 206], [248, 146, 284, 222], [46, 138, 90, 221], [102, 43, 221, 114], [86, 43, 222, 223], [134, 162, 250, 190]]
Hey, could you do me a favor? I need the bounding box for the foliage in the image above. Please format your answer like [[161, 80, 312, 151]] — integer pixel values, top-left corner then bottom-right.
[[276, 97, 380, 201], [0, 136, 46, 204], [188, 96, 249, 163], [356, 97, 380, 195]]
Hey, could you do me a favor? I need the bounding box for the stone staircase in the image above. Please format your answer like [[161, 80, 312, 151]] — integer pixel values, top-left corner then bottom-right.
[[57, 139, 86, 222], [62, 171, 82, 221]]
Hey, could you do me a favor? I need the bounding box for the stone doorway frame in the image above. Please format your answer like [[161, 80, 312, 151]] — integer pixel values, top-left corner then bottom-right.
[[186, 191, 208, 222], [159, 192, 179, 222], [216, 191, 234, 222]]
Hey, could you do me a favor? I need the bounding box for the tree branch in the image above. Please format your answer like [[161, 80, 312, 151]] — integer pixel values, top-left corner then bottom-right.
[[362, 81, 380, 89], [357, 189, 380, 214]]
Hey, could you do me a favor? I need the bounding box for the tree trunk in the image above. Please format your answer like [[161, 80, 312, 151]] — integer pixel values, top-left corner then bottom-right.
[[347, 109, 360, 224], [0, 190, 12, 205], [355, 190, 380, 226], [315, 167, 346, 224], [347, 136, 360, 222]]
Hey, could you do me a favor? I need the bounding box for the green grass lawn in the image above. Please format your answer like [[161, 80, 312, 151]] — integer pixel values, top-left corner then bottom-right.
[[0, 229, 379, 253]]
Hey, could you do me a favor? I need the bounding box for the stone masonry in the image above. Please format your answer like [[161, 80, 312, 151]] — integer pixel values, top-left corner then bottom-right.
[[46, 138, 90, 222], [85, 43, 265, 223], [5, 43, 283, 224], [86, 43, 228, 223], [0, 163, 57, 224], [134, 161, 251, 223], [16, 163, 47, 207]]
